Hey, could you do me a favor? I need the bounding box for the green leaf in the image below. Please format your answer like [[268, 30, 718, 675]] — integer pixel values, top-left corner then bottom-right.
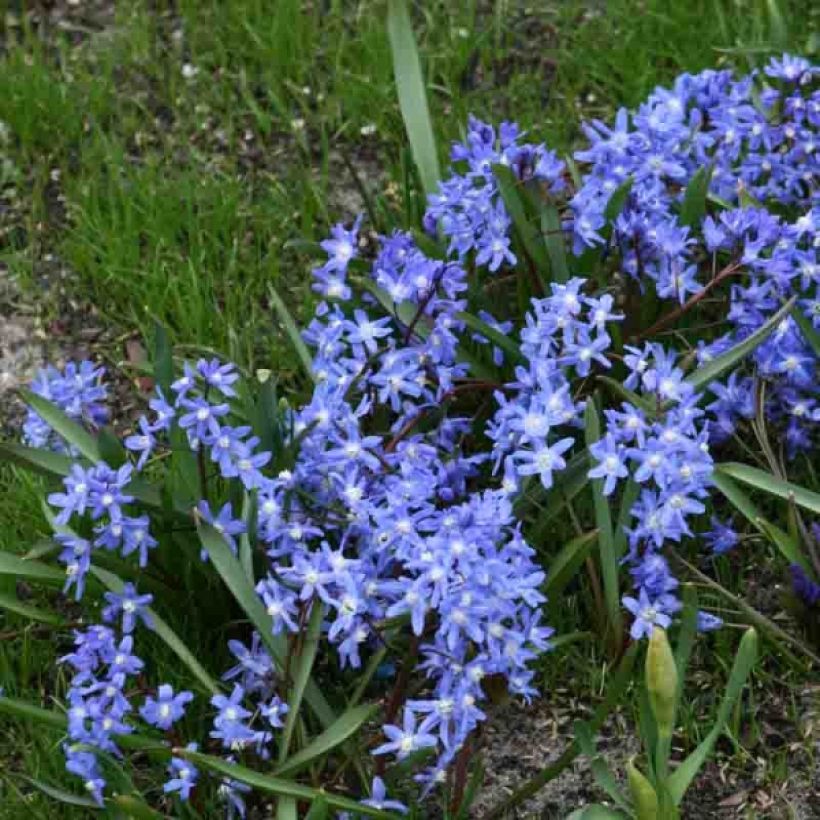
[[717, 462, 820, 517], [674, 585, 699, 684], [544, 530, 599, 599], [679, 165, 713, 228], [89, 565, 220, 696], [177, 750, 402, 818], [268, 284, 315, 382], [275, 703, 379, 778], [278, 797, 298, 820], [791, 303, 820, 359], [109, 794, 165, 819], [493, 164, 550, 280], [613, 479, 640, 560], [667, 629, 758, 805], [97, 426, 127, 468], [597, 375, 655, 417], [152, 321, 174, 396], [756, 517, 813, 577], [566, 806, 629, 820], [279, 600, 324, 762], [304, 797, 330, 820], [20, 389, 101, 463], [540, 204, 569, 283], [603, 177, 634, 227], [685, 295, 797, 393], [240, 491, 257, 586], [387, 0, 440, 198], [574, 722, 629, 812], [456, 310, 525, 366], [524, 450, 591, 537], [0, 591, 63, 625], [710, 469, 765, 532], [196, 522, 335, 727], [20, 777, 100, 809], [584, 400, 622, 641], [0, 552, 65, 585], [0, 441, 74, 478]]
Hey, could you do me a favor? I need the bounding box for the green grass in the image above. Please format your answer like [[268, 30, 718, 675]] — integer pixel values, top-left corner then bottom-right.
[[1, 0, 818, 815]]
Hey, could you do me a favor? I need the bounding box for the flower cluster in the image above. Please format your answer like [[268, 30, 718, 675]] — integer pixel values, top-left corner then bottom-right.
[[23, 361, 108, 452]]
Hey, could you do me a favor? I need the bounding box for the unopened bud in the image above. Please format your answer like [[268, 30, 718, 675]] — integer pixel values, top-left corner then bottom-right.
[[646, 627, 678, 737], [627, 757, 659, 820]]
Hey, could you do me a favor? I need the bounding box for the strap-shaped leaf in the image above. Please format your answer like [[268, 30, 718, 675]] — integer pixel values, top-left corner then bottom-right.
[[679, 164, 713, 228], [20, 389, 101, 463], [387, 0, 440, 198], [0, 591, 63, 625], [268, 284, 315, 382], [0, 552, 65, 585], [544, 530, 598, 599], [667, 628, 758, 805], [685, 296, 796, 393], [574, 722, 629, 812], [494, 164, 550, 280], [176, 749, 402, 818], [0, 441, 74, 478], [151, 321, 174, 396], [566, 806, 629, 819], [20, 777, 100, 809], [196, 522, 335, 727], [791, 303, 820, 359], [279, 600, 324, 761], [717, 462, 820, 517], [540, 204, 569, 284], [90, 565, 220, 696], [109, 794, 165, 819], [275, 703, 378, 778], [456, 310, 525, 366], [584, 401, 622, 640]]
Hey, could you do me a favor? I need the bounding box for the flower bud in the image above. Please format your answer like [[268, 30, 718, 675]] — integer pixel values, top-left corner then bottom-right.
[[627, 757, 659, 820], [646, 627, 678, 737]]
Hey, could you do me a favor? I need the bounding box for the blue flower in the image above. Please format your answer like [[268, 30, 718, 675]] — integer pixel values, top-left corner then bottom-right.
[[140, 685, 194, 730]]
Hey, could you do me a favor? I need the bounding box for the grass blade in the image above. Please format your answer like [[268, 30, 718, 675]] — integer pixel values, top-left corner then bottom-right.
[[0, 552, 65, 585], [387, 0, 440, 198], [685, 296, 796, 393], [19, 777, 100, 809], [0, 442, 74, 478]]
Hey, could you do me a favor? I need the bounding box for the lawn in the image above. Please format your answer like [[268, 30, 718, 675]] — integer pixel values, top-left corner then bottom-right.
[[0, 1, 818, 817]]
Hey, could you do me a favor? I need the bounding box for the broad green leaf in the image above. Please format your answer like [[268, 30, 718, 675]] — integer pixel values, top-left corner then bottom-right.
[[0, 552, 65, 585], [603, 177, 634, 227], [20, 777, 100, 809], [304, 797, 330, 820], [584, 401, 622, 641], [177, 749, 402, 818], [540, 204, 569, 283], [674, 585, 699, 684], [275, 703, 378, 778], [0, 441, 74, 478], [279, 599, 324, 762], [717, 462, 820, 517], [90, 565, 220, 696], [0, 591, 63, 625], [268, 284, 315, 382], [387, 0, 441, 198], [613, 479, 640, 560], [679, 165, 713, 228], [494, 164, 550, 281], [544, 530, 599, 599], [710, 469, 765, 532], [278, 797, 298, 820], [97, 426, 127, 468], [456, 310, 524, 366], [196, 522, 334, 727], [667, 629, 758, 805], [20, 389, 101, 463], [685, 296, 797, 393], [110, 794, 165, 819]]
